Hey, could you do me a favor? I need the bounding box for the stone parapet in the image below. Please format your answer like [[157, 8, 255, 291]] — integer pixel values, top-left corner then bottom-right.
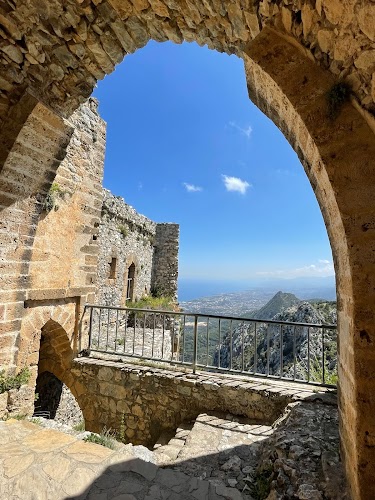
[[72, 357, 335, 447]]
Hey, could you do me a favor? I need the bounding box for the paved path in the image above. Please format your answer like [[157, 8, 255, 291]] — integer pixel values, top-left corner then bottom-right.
[[0, 419, 242, 500]]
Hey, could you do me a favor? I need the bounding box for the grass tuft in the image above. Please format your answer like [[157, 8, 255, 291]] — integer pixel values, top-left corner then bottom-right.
[[73, 420, 85, 432], [83, 428, 116, 450], [42, 182, 65, 212], [249, 465, 274, 500], [118, 224, 128, 238]]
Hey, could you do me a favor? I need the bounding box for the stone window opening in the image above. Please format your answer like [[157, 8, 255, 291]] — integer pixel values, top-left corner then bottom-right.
[[109, 257, 117, 280], [126, 263, 136, 301]]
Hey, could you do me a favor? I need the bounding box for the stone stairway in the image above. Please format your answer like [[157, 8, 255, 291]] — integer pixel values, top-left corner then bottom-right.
[[153, 413, 274, 498]]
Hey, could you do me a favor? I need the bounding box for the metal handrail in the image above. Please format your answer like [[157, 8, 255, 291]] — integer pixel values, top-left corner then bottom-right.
[[84, 304, 336, 329], [84, 304, 338, 387]]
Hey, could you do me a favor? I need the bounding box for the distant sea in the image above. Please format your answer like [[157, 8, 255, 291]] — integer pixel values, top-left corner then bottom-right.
[[178, 276, 336, 302], [177, 279, 255, 302]]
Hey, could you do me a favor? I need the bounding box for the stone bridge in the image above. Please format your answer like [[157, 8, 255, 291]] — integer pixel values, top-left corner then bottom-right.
[[68, 357, 301, 447]]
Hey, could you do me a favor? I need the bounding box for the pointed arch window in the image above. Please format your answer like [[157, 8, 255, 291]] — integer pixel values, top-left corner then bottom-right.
[[126, 263, 136, 301]]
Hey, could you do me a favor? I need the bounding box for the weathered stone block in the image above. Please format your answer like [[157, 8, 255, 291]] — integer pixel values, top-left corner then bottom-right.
[[0, 392, 8, 419]]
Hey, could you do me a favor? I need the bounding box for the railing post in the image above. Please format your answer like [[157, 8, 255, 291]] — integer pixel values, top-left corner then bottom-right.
[[88, 306, 93, 352], [322, 327, 325, 384], [192, 315, 198, 374]]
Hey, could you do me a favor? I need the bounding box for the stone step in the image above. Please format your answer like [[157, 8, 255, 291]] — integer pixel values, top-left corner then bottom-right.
[[154, 412, 273, 497], [153, 421, 193, 463]]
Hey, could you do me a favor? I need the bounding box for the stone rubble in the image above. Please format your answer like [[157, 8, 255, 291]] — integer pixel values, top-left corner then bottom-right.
[[151, 401, 348, 499]]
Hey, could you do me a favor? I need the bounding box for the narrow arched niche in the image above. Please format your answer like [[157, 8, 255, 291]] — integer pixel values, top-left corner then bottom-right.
[[126, 262, 136, 301]]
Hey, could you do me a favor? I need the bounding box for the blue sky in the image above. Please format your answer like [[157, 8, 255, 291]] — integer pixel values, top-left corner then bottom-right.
[[93, 40, 334, 282]]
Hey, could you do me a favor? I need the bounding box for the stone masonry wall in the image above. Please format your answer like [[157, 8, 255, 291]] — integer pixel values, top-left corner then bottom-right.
[[96, 190, 157, 306], [96, 190, 179, 306], [152, 223, 179, 300], [28, 98, 105, 301], [72, 357, 295, 447], [0, 0, 374, 128], [11, 97, 106, 378], [0, 95, 74, 372]]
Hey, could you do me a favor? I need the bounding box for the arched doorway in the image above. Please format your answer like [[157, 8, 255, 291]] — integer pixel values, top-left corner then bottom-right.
[[35, 320, 84, 426]]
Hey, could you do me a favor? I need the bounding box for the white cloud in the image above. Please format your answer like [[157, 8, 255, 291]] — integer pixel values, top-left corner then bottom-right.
[[256, 260, 334, 278], [229, 121, 253, 139], [138, 182, 143, 190], [183, 182, 203, 193], [222, 174, 251, 195]]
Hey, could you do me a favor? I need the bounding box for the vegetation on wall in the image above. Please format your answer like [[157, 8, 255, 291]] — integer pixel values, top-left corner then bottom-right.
[[83, 428, 116, 449], [117, 224, 128, 238], [0, 367, 30, 394], [42, 182, 65, 212], [127, 295, 177, 312], [249, 465, 273, 500], [126, 295, 178, 329]]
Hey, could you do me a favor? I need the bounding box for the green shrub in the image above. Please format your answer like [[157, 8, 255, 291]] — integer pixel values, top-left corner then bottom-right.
[[127, 295, 176, 312], [249, 465, 274, 500], [126, 295, 178, 329], [42, 182, 65, 212], [10, 413, 28, 421], [83, 429, 116, 449], [117, 414, 126, 443], [73, 420, 85, 432], [31, 417, 42, 425], [118, 224, 128, 238], [0, 367, 30, 394]]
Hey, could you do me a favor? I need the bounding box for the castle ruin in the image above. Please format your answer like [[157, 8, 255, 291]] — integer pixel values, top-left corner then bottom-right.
[[0, 1, 375, 497]]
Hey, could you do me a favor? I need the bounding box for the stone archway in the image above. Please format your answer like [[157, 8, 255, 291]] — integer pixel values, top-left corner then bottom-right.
[[35, 319, 84, 425], [0, 3, 375, 497], [37, 319, 76, 389], [16, 304, 89, 424]]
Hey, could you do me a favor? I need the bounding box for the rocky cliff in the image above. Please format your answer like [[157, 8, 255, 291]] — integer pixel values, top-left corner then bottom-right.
[[216, 293, 337, 384]]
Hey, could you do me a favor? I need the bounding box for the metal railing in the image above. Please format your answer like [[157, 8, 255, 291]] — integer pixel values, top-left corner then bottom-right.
[[85, 305, 337, 387]]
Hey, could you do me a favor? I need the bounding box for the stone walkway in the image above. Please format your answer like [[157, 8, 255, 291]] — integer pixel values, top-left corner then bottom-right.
[[0, 419, 242, 500], [0, 391, 347, 499]]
